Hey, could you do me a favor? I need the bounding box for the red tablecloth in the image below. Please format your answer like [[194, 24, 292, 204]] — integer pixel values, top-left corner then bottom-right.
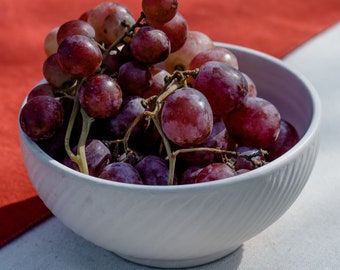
[[1, 0, 339, 247]]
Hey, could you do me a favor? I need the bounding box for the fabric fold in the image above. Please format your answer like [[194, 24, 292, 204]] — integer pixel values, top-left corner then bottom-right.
[[0, 197, 52, 248]]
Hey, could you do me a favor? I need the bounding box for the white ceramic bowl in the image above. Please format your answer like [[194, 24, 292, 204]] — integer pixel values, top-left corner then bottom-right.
[[19, 43, 321, 268]]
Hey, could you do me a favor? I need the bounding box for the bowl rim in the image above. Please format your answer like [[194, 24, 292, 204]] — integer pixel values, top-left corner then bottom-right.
[[19, 43, 322, 193]]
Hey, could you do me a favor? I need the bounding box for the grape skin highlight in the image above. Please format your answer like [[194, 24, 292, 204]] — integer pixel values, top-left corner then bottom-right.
[[194, 61, 248, 116], [224, 96, 281, 149], [161, 87, 213, 147], [79, 74, 123, 118], [142, 0, 178, 24], [57, 35, 102, 77], [130, 26, 170, 64]]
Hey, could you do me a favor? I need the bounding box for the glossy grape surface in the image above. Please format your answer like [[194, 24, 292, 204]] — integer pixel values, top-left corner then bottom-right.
[[142, 0, 178, 24], [63, 139, 112, 176], [194, 61, 248, 116], [20, 96, 64, 141], [79, 74, 123, 118], [224, 96, 281, 149], [135, 155, 170, 185], [130, 26, 170, 64], [195, 163, 237, 183], [99, 162, 143, 184], [161, 87, 213, 147], [57, 20, 95, 45], [57, 35, 102, 77]]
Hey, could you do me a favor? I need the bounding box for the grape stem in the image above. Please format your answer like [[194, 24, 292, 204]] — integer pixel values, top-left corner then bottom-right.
[[123, 69, 200, 185], [64, 80, 94, 175], [147, 111, 176, 185], [77, 109, 95, 174], [102, 12, 146, 60]]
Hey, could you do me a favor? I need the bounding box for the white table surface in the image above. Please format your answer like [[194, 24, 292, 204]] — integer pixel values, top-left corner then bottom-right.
[[1, 23, 340, 270]]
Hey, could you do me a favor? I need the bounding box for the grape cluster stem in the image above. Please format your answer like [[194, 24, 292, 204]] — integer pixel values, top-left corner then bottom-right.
[[64, 80, 94, 175]]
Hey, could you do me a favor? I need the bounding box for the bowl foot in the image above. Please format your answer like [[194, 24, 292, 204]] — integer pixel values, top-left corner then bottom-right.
[[115, 245, 241, 268]]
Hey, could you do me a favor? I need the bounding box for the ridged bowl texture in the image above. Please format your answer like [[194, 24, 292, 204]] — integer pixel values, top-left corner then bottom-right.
[[19, 43, 321, 268]]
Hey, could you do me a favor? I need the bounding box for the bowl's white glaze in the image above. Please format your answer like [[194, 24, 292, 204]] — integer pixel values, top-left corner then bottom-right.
[[19, 43, 321, 268]]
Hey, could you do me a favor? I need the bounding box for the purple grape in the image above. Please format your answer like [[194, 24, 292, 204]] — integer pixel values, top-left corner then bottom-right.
[[20, 96, 64, 141], [63, 139, 112, 177], [98, 162, 143, 184], [78, 74, 123, 118], [179, 117, 230, 167], [102, 47, 123, 75], [57, 19, 96, 45], [37, 98, 79, 161], [234, 146, 265, 171], [43, 53, 76, 88], [117, 61, 152, 96], [57, 35, 102, 77], [142, 68, 170, 98], [194, 61, 248, 116], [242, 72, 257, 97], [135, 155, 170, 185], [88, 2, 135, 44], [149, 12, 188, 53], [195, 163, 236, 183], [189, 47, 239, 70], [27, 83, 55, 102], [99, 96, 146, 139], [224, 96, 281, 149], [160, 87, 213, 147], [266, 119, 299, 161], [142, 0, 178, 24], [180, 166, 203, 185], [130, 26, 170, 64]]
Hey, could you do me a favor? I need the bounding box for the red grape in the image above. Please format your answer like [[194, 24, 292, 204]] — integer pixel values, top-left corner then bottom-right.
[[189, 47, 239, 70], [63, 139, 112, 177], [130, 26, 170, 64], [142, 67, 170, 98], [179, 117, 230, 167], [57, 20, 96, 45], [99, 162, 143, 184], [88, 2, 135, 44], [266, 119, 299, 161], [79, 9, 92, 22], [142, 0, 178, 24], [194, 61, 248, 116], [102, 47, 123, 75], [180, 166, 203, 185], [224, 96, 281, 149], [78, 74, 123, 118], [99, 96, 146, 139], [242, 72, 257, 97], [234, 146, 265, 171], [57, 35, 102, 77], [165, 30, 214, 72], [37, 98, 80, 162], [160, 87, 213, 147], [195, 163, 236, 183], [117, 61, 152, 96], [27, 83, 55, 102], [20, 96, 64, 141], [149, 12, 188, 53], [43, 53, 76, 88], [135, 155, 170, 185], [44, 27, 59, 56]]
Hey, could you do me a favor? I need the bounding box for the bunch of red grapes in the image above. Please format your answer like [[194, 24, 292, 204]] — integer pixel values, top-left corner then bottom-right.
[[19, 0, 299, 185]]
